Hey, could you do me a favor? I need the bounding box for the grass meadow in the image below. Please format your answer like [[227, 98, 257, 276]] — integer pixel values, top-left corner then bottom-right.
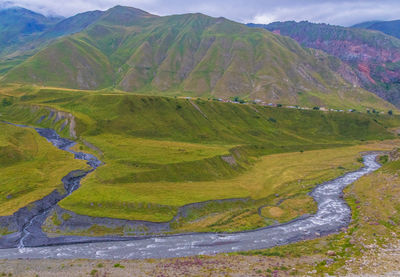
[[0, 85, 399, 232]]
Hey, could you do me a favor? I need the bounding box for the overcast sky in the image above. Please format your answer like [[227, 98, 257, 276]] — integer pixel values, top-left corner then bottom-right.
[[1, 0, 400, 26]]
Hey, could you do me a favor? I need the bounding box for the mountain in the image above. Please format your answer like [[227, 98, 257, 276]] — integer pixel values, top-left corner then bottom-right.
[[353, 20, 400, 39], [41, 10, 104, 39], [251, 21, 400, 107], [0, 7, 60, 52], [0, 7, 62, 73], [352, 21, 383, 29], [1, 6, 394, 110], [0, 7, 105, 75]]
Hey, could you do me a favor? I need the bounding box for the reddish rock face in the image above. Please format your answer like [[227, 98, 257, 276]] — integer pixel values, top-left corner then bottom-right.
[[254, 21, 400, 106], [358, 63, 376, 84], [284, 37, 400, 86]]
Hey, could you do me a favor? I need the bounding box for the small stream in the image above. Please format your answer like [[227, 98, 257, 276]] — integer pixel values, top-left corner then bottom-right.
[[0, 123, 104, 249], [16, 127, 102, 248], [0, 123, 382, 259]]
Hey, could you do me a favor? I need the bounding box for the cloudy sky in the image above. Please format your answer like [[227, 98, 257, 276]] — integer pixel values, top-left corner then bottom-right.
[[1, 0, 400, 26]]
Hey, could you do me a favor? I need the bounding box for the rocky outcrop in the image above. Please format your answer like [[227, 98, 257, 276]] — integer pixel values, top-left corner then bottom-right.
[[388, 148, 400, 162], [34, 106, 77, 138]]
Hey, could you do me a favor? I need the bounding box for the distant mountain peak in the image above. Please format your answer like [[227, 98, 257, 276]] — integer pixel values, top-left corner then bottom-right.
[[107, 5, 156, 17], [98, 5, 157, 26]]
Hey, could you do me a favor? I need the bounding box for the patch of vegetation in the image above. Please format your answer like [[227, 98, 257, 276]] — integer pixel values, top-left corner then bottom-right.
[[61, 213, 72, 221], [50, 213, 61, 226], [379, 154, 389, 164], [260, 195, 317, 222]]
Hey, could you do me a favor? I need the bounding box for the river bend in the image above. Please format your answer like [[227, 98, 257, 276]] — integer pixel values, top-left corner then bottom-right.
[[0, 124, 382, 259]]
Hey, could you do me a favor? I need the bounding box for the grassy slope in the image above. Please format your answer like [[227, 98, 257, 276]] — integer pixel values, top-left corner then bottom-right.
[[3, 151, 400, 276], [0, 123, 88, 216], [0, 8, 107, 77], [169, 142, 397, 232], [231, 148, 400, 276], [1, 86, 398, 228], [3, 37, 114, 90], [2, 7, 396, 111], [63, 143, 395, 224]]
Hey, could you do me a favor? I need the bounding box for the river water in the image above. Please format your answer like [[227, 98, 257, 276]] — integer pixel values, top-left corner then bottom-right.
[[0, 124, 381, 259]]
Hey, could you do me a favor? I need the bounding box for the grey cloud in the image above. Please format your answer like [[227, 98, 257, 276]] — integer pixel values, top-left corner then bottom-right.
[[1, 0, 400, 26]]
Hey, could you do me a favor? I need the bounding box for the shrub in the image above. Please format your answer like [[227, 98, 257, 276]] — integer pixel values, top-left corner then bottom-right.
[[1, 98, 12, 107], [61, 213, 72, 221], [379, 155, 389, 164]]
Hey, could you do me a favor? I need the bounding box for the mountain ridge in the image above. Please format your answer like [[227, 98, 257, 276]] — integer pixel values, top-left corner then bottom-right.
[[0, 6, 396, 110], [352, 19, 400, 39], [251, 21, 400, 107]]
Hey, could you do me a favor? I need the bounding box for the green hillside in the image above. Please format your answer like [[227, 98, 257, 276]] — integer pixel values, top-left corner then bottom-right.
[[2, 6, 395, 111], [0, 86, 398, 230], [0, 8, 104, 76]]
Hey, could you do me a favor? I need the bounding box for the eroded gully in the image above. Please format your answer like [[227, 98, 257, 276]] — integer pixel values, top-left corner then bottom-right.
[[0, 123, 382, 259]]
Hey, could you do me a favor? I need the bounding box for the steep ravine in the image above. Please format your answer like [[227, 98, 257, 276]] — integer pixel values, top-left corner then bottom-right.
[[0, 123, 383, 259]]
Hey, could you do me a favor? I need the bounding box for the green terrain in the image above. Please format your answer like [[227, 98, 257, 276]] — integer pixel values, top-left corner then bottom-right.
[[0, 85, 399, 232], [0, 4, 400, 236], [1, 4, 400, 277], [1, 6, 395, 110], [0, 122, 87, 217]]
